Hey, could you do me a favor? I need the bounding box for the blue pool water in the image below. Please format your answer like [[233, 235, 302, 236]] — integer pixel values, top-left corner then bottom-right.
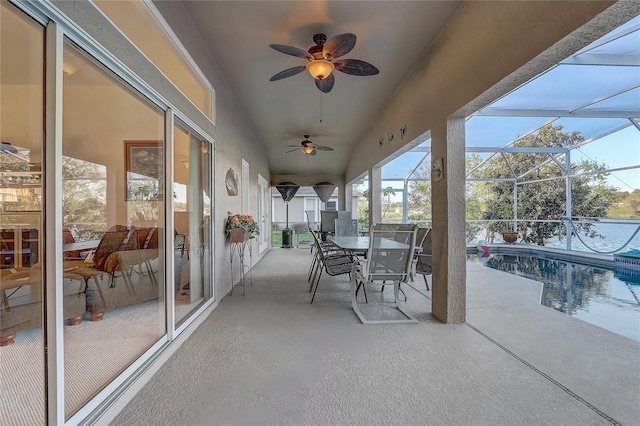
[[468, 253, 640, 342]]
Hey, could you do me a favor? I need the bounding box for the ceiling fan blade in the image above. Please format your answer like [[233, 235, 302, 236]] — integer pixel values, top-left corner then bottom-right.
[[269, 44, 312, 59], [308, 149, 317, 156], [285, 148, 299, 153], [322, 33, 356, 60], [315, 73, 335, 93], [284, 144, 302, 148], [269, 66, 307, 81], [313, 144, 334, 152], [333, 59, 379, 76]]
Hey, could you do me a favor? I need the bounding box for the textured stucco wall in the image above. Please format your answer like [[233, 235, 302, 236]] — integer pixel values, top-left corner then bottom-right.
[[431, 118, 467, 323]]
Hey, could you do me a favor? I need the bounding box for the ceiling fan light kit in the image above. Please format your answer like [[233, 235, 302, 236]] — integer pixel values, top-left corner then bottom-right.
[[285, 135, 333, 155], [269, 32, 379, 93], [306, 59, 334, 80]]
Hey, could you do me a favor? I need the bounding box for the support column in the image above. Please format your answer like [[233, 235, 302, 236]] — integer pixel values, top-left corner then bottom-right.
[[513, 181, 518, 232], [565, 150, 572, 250], [402, 179, 409, 223], [369, 167, 382, 229], [431, 118, 466, 324], [344, 183, 353, 213]]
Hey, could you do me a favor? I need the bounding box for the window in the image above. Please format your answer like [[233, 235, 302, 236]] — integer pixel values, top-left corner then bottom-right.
[[63, 156, 107, 241], [326, 200, 337, 211], [93, 0, 214, 121], [304, 198, 316, 222]]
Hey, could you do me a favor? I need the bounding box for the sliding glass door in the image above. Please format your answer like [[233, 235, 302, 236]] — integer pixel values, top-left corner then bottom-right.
[[0, 2, 46, 424], [173, 123, 212, 326], [62, 39, 166, 418]]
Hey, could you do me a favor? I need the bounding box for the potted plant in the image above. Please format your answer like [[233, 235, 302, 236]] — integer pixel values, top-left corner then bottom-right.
[[226, 213, 259, 243], [501, 231, 518, 244]]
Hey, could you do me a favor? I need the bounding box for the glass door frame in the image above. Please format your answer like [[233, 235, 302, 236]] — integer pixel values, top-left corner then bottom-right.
[[10, 0, 217, 424]]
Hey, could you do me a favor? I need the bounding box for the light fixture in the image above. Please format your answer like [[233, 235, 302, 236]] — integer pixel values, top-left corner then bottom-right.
[[63, 62, 77, 75], [301, 146, 315, 155], [180, 159, 189, 169], [306, 60, 334, 80]]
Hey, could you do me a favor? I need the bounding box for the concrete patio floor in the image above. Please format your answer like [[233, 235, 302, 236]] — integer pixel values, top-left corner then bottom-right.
[[112, 246, 640, 426]]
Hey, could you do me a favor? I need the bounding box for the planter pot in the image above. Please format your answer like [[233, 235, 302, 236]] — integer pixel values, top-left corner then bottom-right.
[[229, 228, 249, 243], [502, 232, 518, 244]]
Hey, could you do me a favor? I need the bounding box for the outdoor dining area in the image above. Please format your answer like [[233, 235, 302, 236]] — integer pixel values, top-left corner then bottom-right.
[[300, 215, 432, 324]]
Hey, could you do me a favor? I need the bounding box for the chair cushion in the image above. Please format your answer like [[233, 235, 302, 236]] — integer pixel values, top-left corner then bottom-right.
[[137, 227, 158, 249], [92, 227, 131, 270]]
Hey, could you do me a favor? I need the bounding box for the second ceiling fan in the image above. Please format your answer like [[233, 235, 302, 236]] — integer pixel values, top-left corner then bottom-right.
[[269, 33, 379, 93], [285, 135, 333, 155]]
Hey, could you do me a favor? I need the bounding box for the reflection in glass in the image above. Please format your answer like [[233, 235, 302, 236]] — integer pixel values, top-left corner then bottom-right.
[[0, 2, 46, 424], [174, 125, 212, 325], [62, 39, 166, 418]]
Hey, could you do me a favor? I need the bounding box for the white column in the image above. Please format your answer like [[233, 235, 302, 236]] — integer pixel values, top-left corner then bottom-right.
[[369, 167, 382, 229], [344, 183, 353, 214], [513, 181, 518, 232], [565, 151, 572, 250]]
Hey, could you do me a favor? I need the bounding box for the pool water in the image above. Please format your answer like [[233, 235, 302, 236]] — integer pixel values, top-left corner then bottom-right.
[[468, 253, 640, 342]]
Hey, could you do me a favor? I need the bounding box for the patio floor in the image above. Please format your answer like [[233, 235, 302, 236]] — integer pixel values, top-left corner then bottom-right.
[[112, 246, 640, 426]]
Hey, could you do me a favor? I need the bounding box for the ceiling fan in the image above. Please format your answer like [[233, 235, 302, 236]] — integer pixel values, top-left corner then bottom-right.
[[269, 33, 379, 93], [285, 135, 334, 155]]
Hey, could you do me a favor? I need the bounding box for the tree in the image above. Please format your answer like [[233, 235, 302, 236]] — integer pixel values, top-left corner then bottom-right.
[[381, 186, 396, 219], [480, 124, 615, 245], [626, 189, 640, 216], [407, 157, 432, 222], [62, 156, 107, 241], [407, 153, 486, 242]]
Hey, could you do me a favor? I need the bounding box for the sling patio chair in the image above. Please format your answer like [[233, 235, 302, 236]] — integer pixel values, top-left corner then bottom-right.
[[350, 223, 418, 324], [411, 227, 432, 291], [308, 229, 363, 304]]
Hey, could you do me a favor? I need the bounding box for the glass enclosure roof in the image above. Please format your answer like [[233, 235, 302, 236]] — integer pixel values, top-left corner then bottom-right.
[[382, 15, 640, 190]]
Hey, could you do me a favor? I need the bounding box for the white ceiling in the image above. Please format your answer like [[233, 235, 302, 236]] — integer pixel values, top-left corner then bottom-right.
[[177, 1, 461, 177]]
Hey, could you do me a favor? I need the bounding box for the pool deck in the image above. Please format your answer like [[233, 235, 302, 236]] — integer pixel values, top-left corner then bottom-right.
[[466, 260, 639, 426], [113, 247, 640, 426]]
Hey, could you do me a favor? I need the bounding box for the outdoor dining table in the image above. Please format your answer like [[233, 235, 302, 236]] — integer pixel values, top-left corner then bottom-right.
[[326, 235, 421, 255]]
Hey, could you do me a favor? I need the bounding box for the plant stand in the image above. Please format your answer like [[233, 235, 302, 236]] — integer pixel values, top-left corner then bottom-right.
[[229, 229, 252, 295]]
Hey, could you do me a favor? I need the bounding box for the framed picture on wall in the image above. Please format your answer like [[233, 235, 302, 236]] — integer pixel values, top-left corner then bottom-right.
[[124, 140, 164, 200]]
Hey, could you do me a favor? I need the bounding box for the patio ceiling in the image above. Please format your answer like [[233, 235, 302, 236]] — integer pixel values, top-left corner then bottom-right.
[[380, 17, 640, 188]]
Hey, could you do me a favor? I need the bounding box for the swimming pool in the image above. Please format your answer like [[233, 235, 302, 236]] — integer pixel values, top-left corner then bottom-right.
[[468, 253, 640, 342]]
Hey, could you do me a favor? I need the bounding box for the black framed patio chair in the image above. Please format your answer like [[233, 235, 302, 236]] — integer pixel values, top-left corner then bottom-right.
[[308, 230, 363, 303]]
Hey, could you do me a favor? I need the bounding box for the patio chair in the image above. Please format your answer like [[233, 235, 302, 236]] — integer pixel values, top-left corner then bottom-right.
[[306, 223, 342, 283], [350, 223, 418, 324], [308, 230, 361, 303], [379, 223, 421, 295], [412, 228, 432, 291], [334, 218, 358, 237], [293, 223, 313, 248], [320, 210, 338, 240]]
